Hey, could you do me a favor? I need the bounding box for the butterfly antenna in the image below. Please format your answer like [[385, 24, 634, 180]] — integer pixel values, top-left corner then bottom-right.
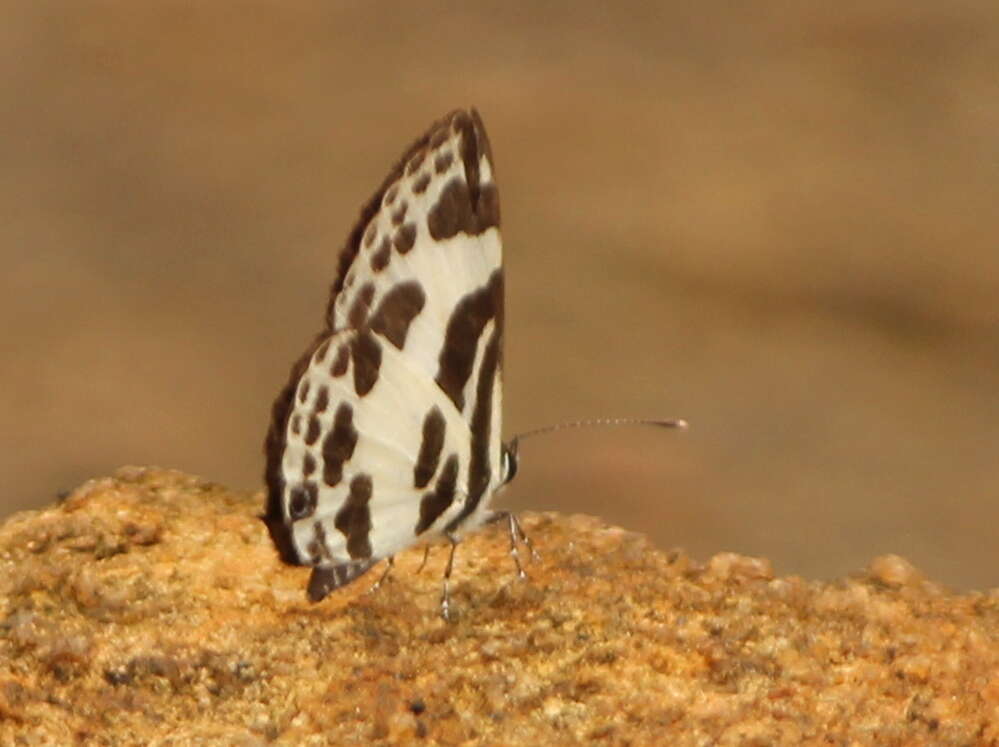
[[511, 417, 688, 445]]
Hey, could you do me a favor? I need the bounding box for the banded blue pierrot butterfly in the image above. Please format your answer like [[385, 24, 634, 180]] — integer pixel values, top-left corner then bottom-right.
[[262, 109, 684, 619]]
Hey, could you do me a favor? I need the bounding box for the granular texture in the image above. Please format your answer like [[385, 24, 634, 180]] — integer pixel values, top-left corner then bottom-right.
[[1, 468, 997, 744]]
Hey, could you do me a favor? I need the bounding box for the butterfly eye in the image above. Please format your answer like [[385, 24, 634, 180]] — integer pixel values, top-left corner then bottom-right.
[[501, 442, 519, 485]]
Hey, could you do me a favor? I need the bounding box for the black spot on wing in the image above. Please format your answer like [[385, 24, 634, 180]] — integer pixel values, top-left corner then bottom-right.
[[413, 407, 445, 489], [334, 474, 373, 559], [314, 386, 329, 413], [331, 344, 349, 376], [321, 403, 357, 487], [348, 283, 375, 328], [416, 454, 459, 535], [369, 281, 425, 350], [434, 151, 453, 174], [304, 415, 321, 445], [370, 237, 391, 272], [307, 560, 377, 602], [341, 281, 426, 398], [314, 338, 331, 363], [476, 178, 500, 231], [427, 179, 500, 240], [445, 327, 500, 533], [350, 331, 382, 395], [288, 485, 313, 520], [392, 223, 417, 254], [426, 109, 499, 240], [435, 271, 503, 412], [426, 179, 471, 241], [468, 330, 501, 500]]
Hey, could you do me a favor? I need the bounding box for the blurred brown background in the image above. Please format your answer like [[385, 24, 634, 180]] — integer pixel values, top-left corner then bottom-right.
[[3, 2, 997, 589]]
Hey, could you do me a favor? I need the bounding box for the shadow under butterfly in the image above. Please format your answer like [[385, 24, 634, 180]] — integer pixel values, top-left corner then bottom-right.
[[261, 109, 685, 620]]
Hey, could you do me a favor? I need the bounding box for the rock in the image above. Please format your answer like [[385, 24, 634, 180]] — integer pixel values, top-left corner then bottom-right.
[[1, 467, 997, 743]]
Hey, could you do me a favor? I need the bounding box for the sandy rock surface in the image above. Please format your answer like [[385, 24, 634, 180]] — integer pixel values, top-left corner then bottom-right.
[[1, 467, 997, 744]]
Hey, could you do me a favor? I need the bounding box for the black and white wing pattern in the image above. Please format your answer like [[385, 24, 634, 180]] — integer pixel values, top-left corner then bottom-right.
[[263, 109, 517, 602]]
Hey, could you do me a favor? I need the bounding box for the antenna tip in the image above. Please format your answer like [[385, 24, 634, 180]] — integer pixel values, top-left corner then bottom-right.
[[674, 419, 689, 430]]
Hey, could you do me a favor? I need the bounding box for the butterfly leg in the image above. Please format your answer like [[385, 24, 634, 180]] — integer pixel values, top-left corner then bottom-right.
[[505, 513, 527, 580], [440, 534, 459, 622], [415, 545, 431, 574], [488, 511, 541, 580], [366, 556, 395, 594], [508, 512, 541, 564]]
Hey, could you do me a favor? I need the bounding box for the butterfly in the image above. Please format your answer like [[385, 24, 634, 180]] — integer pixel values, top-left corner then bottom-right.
[[262, 109, 686, 619], [262, 109, 528, 619]]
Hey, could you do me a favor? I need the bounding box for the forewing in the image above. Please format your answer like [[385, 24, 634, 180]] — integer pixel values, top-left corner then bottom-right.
[[330, 109, 503, 421]]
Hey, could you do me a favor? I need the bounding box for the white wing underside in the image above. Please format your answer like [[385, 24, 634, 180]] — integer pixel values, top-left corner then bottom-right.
[[265, 110, 507, 576], [283, 321, 501, 559], [338, 224, 501, 419]]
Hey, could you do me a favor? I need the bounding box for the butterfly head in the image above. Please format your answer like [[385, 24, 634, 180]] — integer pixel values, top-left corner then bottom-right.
[[501, 440, 519, 485]]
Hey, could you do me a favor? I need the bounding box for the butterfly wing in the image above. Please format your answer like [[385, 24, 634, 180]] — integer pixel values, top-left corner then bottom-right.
[[263, 110, 508, 599]]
